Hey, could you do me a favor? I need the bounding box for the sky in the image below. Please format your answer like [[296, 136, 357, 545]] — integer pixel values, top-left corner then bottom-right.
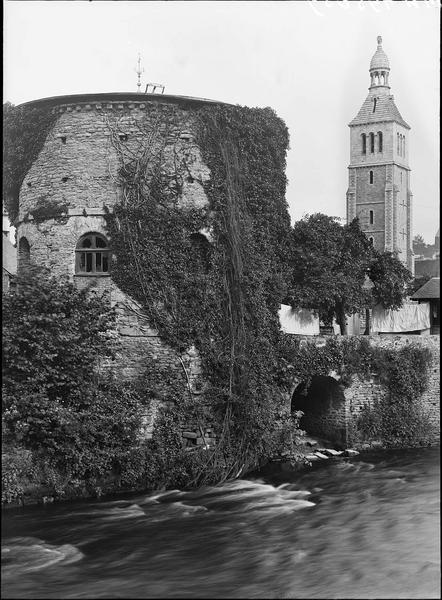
[[3, 0, 440, 244]]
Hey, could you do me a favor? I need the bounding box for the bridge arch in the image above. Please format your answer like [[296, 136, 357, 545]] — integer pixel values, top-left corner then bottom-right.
[[291, 375, 347, 447]]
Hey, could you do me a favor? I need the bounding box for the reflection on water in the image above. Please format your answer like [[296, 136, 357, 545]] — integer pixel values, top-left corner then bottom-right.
[[1, 447, 440, 599]]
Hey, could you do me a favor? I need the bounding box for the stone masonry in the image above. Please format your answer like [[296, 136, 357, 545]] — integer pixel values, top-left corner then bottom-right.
[[289, 335, 440, 447], [346, 37, 413, 274], [15, 92, 224, 442]]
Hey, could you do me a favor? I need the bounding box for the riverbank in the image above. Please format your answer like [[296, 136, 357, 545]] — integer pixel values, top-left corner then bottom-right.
[[2, 447, 439, 599], [1, 434, 365, 510]]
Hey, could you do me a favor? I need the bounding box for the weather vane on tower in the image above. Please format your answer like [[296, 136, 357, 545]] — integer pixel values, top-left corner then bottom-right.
[[135, 54, 144, 93]]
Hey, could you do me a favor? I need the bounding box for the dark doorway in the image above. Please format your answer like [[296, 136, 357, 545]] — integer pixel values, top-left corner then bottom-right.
[[292, 376, 347, 447]]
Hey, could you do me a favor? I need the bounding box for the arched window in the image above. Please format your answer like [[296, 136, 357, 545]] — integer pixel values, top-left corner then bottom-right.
[[75, 233, 110, 275], [369, 170, 374, 184], [369, 237, 374, 245], [369, 210, 374, 225], [369, 133, 375, 154], [378, 131, 383, 153], [373, 98, 377, 113], [361, 133, 366, 155], [18, 237, 30, 269], [397, 133, 400, 155], [402, 136, 406, 157]]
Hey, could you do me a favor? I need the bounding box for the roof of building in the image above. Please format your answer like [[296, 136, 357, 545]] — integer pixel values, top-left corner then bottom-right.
[[18, 91, 231, 111], [349, 93, 410, 129], [370, 37, 390, 71], [2, 235, 17, 276], [411, 277, 440, 300]]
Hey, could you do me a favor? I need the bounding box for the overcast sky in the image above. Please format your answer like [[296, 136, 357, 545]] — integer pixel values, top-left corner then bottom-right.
[[4, 0, 440, 243]]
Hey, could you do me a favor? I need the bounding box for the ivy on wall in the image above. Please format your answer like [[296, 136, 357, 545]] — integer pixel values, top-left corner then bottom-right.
[[3, 102, 58, 223], [280, 335, 434, 448], [104, 103, 300, 485]]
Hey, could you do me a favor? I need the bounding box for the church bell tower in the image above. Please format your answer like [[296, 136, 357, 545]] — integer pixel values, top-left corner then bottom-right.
[[346, 36, 414, 274]]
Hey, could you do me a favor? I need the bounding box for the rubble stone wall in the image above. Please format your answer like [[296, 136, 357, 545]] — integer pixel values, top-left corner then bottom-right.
[[288, 335, 440, 447], [16, 97, 215, 442]]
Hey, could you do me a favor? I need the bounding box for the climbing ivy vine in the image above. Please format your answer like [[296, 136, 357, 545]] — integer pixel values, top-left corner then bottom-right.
[[280, 335, 434, 448], [104, 103, 300, 485], [3, 102, 58, 222]]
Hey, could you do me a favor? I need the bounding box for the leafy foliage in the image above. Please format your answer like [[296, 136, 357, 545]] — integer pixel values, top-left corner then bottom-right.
[[359, 342, 433, 448], [104, 103, 301, 485], [286, 214, 412, 333], [369, 251, 413, 309], [2, 268, 145, 502], [3, 102, 58, 222], [281, 335, 433, 448]]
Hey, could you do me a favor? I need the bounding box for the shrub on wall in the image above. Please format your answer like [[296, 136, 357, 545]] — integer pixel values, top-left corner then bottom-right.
[[281, 336, 434, 448], [2, 268, 146, 502], [357, 344, 434, 447]]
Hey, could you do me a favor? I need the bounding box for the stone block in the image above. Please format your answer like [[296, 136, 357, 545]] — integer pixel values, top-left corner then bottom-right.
[[323, 448, 343, 456], [314, 452, 329, 459]]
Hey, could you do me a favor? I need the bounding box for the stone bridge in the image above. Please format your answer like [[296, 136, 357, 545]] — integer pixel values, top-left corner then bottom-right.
[[287, 334, 440, 448]]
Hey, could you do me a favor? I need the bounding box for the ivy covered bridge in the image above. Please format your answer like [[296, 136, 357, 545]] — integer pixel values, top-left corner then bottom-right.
[[285, 334, 440, 449]]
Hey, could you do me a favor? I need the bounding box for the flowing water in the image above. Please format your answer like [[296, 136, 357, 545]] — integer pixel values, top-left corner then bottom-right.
[[1, 447, 440, 599]]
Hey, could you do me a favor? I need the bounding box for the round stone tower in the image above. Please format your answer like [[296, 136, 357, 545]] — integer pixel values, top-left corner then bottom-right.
[[16, 92, 223, 282], [14, 91, 227, 393]]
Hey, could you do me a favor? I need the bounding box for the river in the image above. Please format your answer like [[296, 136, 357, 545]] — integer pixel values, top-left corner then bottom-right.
[[1, 447, 440, 599]]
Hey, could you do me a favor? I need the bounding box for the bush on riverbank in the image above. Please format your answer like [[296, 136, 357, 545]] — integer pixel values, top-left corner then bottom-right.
[[356, 344, 434, 448], [2, 269, 146, 504]]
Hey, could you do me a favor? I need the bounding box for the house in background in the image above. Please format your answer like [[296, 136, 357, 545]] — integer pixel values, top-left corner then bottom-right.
[[2, 208, 17, 292], [411, 277, 440, 335]]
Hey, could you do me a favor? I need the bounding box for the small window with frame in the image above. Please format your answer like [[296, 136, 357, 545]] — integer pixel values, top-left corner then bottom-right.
[[75, 233, 110, 276]]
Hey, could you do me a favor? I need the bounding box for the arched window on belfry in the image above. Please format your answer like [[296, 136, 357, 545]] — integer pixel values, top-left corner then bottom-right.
[[402, 136, 406, 157], [18, 237, 31, 270], [397, 133, 400, 155], [369, 171, 374, 184], [369, 133, 375, 154], [75, 233, 110, 275], [361, 133, 367, 155], [378, 131, 383, 153]]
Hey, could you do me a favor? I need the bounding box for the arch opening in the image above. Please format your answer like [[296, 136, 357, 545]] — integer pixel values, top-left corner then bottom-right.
[[18, 237, 31, 272], [291, 376, 347, 447]]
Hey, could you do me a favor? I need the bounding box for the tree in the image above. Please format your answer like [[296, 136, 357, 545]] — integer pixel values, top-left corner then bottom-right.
[[369, 250, 413, 309], [412, 234, 427, 256], [2, 267, 144, 487], [286, 214, 412, 334]]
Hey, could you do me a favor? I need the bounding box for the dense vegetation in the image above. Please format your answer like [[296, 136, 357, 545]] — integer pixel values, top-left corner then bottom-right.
[[286, 214, 413, 334], [104, 104, 302, 486], [2, 268, 145, 503], [3, 102, 58, 223], [282, 335, 434, 447], [2, 103, 435, 504]]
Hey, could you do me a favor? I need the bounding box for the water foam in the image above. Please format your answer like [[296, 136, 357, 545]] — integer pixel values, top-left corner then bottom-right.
[[2, 537, 83, 575]]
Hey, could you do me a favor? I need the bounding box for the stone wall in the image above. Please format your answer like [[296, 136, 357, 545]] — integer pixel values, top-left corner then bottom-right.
[[288, 334, 440, 448], [15, 95, 217, 443]]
